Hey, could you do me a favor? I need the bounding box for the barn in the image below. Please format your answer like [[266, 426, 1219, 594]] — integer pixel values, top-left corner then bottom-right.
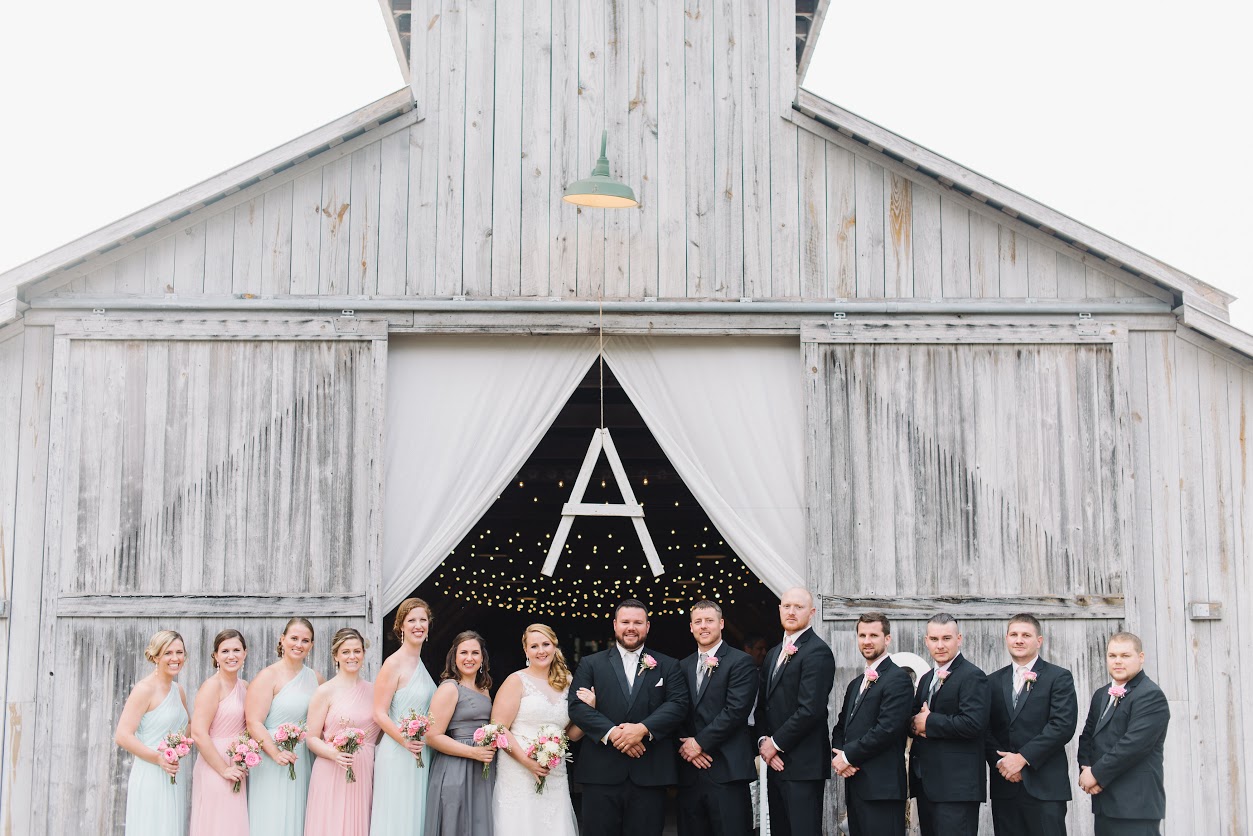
[[1, 1, 1249, 833]]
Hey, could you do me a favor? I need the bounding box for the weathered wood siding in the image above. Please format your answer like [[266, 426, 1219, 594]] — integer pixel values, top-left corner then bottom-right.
[[804, 323, 1130, 835], [26, 322, 386, 834], [42, 1, 1160, 305], [0, 327, 25, 816]]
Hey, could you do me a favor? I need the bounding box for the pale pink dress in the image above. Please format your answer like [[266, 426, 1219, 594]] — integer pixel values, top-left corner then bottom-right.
[[304, 680, 379, 836], [190, 680, 249, 835]]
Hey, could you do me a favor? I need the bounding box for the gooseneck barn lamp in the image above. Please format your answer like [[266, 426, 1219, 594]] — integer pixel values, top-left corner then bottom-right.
[[562, 130, 638, 208]]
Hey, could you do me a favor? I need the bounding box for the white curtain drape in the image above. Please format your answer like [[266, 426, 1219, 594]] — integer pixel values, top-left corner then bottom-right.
[[381, 335, 598, 609], [602, 336, 806, 594]]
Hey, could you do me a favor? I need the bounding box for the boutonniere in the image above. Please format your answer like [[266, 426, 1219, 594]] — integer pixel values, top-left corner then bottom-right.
[[1108, 684, 1127, 704], [637, 654, 657, 677], [935, 669, 950, 688], [703, 655, 719, 675], [1022, 670, 1038, 691], [781, 643, 798, 666], [864, 669, 879, 687]]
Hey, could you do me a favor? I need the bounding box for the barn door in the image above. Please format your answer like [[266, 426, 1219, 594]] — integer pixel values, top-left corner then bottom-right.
[[802, 318, 1135, 836], [32, 316, 386, 835]]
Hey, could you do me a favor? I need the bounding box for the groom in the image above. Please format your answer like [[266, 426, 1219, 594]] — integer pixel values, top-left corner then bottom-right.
[[569, 599, 689, 835]]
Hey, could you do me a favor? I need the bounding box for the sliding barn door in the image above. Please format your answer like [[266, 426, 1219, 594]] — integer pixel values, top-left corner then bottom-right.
[[803, 319, 1135, 836], [32, 317, 386, 835]]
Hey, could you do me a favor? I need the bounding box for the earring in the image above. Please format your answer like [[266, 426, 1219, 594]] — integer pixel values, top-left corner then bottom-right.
[[525, 659, 531, 667]]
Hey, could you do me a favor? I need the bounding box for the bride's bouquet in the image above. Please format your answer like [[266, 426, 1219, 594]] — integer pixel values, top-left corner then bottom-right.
[[524, 724, 571, 794], [472, 722, 510, 779]]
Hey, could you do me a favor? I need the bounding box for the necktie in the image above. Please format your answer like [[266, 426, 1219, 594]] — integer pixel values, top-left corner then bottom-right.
[[625, 652, 637, 688], [1012, 668, 1023, 710], [927, 670, 941, 705], [697, 651, 709, 693]]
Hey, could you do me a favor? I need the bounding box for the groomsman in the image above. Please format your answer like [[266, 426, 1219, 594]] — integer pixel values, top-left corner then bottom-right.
[[1077, 632, 1170, 835], [756, 587, 837, 836], [568, 599, 690, 836], [985, 613, 1078, 836], [909, 613, 991, 836], [676, 600, 757, 836], [830, 612, 913, 836]]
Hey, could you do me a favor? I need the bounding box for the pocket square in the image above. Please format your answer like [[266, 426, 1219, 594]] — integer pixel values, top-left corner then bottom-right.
[[656, 678, 664, 687]]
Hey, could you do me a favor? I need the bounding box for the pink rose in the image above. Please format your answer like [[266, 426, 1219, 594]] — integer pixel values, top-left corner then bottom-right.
[[936, 669, 950, 682], [1108, 684, 1127, 701], [245, 752, 262, 768], [783, 643, 798, 657], [864, 669, 879, 684], [175, 743, 190, 757], [473, 727, 487, 744], [705, 655, 719, 669], [163, 748, 177, 763], [494, 734, 509, 749], [274, 729, 288, 742]]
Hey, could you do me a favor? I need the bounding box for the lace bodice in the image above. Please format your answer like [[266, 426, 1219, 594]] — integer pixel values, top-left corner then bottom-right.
[[509, 674, 570, 744]]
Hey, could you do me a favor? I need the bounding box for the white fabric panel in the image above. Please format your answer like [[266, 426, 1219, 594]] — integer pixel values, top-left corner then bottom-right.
[[381, 335, 598, 609], [603, 337, 806, 594]]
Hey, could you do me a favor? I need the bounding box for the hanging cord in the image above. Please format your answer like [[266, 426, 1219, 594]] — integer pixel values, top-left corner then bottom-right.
[[598, 288, 605, 430]]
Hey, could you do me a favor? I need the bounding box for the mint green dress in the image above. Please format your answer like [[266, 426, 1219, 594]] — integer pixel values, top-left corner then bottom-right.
[[247, 666, 317, 836], [370, 661, 437, 836], [125, 684, 189, 835]]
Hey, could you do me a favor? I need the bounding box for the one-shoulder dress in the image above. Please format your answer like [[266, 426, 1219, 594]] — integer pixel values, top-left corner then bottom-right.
[[370, 662, 436, 836], [125, 684, 189, 836], [423, 684, 495, 836], [190, 680, 248, 835], [305, 679, 380, 836], [248, 666, 318, 836]]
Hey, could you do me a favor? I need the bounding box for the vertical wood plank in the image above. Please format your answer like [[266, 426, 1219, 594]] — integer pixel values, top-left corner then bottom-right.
[[114, 251, 147, 295], [968, 212, 1000, 298], [711, 0, 743, 298], [173, 223, 207, 295], [655, 0, 687, 297], [376, 130, 410, 296], [683, 0, 713, 296], [739, 0, 770, 299], [548, 0, 579, 297], [487, 0, 523, 297], [519, 0, 553, 297], [769, 124, 800, 298], [317, 156, 353, 296], [1056, 253, 1087, 297], [290, 170, 323, 295], [1085, 265, 1116, 298], [230, 198, 264, 295], [627, 0, 659, 298], [347, 141, 382, 296], [885, 172, 913, 298], [603, 0, 632, 298], [434, 0, 468, 297], [911, 185, 942, 298], [939, 196, 970, 297], [406, 1, 442, 296], [261, 181, 294, 296], [854, 156, 885, 298], [203, 210, 235, 295], [797, 130, 827, 299], [1027, 238, 1057, 298], [143, 236, 176, 295], [998, 226, 1029, 297], [824, 141, 856, 298], [462, 0, 496, 297]]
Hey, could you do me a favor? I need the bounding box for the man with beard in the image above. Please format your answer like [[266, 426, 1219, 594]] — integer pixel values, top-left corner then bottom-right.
[[756, 587, 837, 835], [568, 599, 689, 836], [676, 600, 757, 836], [830, 612, 913, 835]]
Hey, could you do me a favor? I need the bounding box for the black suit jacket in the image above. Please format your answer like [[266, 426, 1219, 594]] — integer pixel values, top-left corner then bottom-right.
[[909, 653, 991, 803], [984, 657, 1078, 802], [754, 628, 837, 782], [568, 646, 690, 786], [831, 655, 913, 801], [678, 642, 757, 785], [1076, 670, 1169, 820]]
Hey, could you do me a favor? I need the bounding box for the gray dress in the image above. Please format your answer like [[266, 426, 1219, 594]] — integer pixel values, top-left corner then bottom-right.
[[424, 684, 495, 835]]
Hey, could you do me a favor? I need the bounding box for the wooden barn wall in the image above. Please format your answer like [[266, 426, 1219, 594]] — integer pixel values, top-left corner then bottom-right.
[[24, 327, 384, 835], [0, 328, 25, 823], [804, 333, 1127, 836], [1125, 330, 1252, 835], [46, 0, 1161, 304]]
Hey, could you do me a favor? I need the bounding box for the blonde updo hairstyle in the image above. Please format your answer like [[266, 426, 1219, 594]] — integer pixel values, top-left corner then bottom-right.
[[523, 623, 572, 692], [330, 627, 369, 668], [144, 630, 185, 664], [276, 616, 315, 658], [392, 598, 433, 642]]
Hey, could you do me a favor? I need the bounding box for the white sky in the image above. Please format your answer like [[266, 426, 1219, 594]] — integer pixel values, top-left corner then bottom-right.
[[1, 1, 1249, 332]]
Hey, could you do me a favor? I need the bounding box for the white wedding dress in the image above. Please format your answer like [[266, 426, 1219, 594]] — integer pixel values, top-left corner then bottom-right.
[[491, 673, 580, 835]]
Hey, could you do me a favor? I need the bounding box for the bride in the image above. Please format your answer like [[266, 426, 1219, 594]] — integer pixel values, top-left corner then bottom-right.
[[490, 624, 586, 834]]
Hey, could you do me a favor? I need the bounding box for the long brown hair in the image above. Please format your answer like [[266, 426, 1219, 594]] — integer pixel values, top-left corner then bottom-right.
[[441, 630, 492, 692], [523, 623, 571, 691]]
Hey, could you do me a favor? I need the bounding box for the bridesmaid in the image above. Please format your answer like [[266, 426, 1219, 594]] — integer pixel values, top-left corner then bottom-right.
[[305, 627, 380, 836], [423, 631, 497, 836], [370, 598, 437, 836], [114, 629, 191, 836], [189, 629, 250, 835], [246, 617, 324, 836]]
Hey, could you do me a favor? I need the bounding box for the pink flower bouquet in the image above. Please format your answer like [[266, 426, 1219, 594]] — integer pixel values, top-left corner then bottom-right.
[[226, 732, 263, 793], [400, 709, 431, 767], [272, 721, 308, 780], [524, 724, 570, 795], [330, 726, 367, 784], [160, 730, 194, 785], [472, 722, 510, 779]]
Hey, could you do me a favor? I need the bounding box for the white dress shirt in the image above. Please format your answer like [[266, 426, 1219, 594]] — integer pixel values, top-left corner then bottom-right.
[[1013, 656, 1039, 696]]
